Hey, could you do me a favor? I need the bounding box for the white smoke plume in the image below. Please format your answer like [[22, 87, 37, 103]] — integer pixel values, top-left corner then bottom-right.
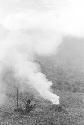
[[0, 30, 61, 105], [0, 0, 84, 105]]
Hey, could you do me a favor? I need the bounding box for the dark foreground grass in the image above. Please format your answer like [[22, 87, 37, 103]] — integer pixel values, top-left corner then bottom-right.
[[0, 104, 83, 125], [0, 92, 84, 125]]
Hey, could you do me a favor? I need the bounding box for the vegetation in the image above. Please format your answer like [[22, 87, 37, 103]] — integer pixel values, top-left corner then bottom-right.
[[1, 58, 84, 124], [0, 90, 84, 125]]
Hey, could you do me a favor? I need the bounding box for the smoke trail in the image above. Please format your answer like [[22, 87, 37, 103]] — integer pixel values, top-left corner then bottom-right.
[[0, 30, 61, 104], [0, 0, 84, 105]]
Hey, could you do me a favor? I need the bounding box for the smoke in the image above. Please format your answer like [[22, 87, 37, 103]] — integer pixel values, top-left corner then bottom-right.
[[0, 0, 84, 105], [0, 30, 60, 104]]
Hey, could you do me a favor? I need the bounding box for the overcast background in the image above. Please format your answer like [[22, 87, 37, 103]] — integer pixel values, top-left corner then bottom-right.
[[36, 37, 84, 90]]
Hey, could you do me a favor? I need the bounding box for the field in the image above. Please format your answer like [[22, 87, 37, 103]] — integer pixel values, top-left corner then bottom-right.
[[0, 91, 84, 125]]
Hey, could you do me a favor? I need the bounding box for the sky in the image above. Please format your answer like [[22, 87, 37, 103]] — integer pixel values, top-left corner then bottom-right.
[[0, 0, 84, 35], [0, 0, 84, 69]]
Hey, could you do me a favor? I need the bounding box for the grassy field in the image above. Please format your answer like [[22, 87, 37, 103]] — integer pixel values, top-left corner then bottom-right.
[[0, 91, 84, 125]]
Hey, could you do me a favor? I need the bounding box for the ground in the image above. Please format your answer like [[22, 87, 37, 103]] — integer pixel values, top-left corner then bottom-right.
[[0, 91, 84, 125]]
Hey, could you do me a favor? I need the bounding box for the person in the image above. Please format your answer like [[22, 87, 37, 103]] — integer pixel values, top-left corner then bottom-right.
[[26, 99, 31, 105], [25, 99, 33, 113]]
